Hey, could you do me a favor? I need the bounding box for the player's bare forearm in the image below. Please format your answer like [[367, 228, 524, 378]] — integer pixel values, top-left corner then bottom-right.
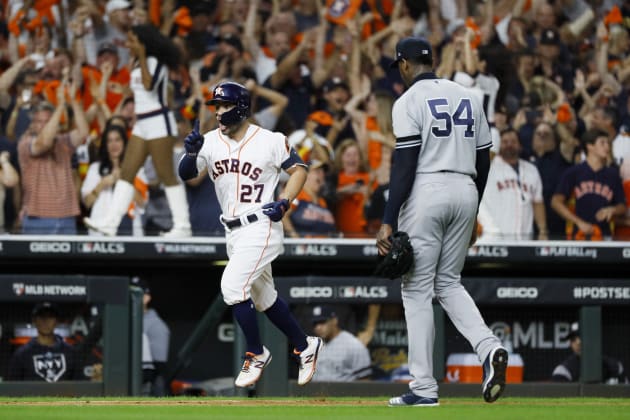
[[280, 165, 307, 202]]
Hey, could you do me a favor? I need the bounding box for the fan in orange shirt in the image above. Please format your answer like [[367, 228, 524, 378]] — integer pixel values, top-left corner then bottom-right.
[[333, 138, 370, 237], [283, 160, 336, 238], [81, 42, 131, 130]]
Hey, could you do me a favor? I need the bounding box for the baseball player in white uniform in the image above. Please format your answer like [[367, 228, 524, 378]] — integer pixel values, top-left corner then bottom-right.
[[376, 37, 508, 406], [178, 81, 322, 388], [478, 128, 548, 240]]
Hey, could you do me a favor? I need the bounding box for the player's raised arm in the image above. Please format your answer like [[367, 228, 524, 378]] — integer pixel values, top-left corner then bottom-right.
[[179, 119, 203, 181]]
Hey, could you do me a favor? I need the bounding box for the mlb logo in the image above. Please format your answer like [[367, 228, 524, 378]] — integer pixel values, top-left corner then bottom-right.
[[536, 247, 550, 257], [12, 283, 25, 296], [33, 352, 67, 382]]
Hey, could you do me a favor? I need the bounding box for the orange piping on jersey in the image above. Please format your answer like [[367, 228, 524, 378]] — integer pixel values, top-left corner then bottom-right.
[[217, 130, 233, 214], [241, 219, 273, 301]]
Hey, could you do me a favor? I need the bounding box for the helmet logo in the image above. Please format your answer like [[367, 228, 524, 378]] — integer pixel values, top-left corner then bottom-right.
[[214, 86, 224, 97]]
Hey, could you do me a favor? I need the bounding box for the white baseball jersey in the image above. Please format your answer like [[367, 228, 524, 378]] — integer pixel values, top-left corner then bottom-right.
[[477, 156, 543, 238], [195, 124, 291, 219], [194, 123, 296, 307], [392, 77, 491, 175]]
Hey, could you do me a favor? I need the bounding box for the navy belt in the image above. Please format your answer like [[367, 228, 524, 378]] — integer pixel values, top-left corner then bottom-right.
[[225, 214, 258, 229]]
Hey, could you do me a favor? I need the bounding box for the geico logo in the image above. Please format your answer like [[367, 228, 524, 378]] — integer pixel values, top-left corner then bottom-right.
[[497, 287, 538, 299], [289, 287, 333, 298], [29, 242, 72, 253]]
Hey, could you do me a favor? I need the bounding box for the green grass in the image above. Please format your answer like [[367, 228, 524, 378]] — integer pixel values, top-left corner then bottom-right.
[[0, 397, 629, 419]]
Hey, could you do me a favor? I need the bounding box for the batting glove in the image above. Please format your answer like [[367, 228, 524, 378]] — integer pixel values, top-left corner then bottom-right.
[[262, 199, 290, 222], [184, 119, 204, 157]]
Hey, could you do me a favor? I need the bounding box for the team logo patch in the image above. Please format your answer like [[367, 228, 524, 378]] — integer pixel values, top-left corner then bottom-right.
[[33, 352, 67, 382], [214, 86, 224, 97]]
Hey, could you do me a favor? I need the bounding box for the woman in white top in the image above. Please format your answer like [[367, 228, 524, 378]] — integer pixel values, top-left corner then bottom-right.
[[81, 124, 146, 236], [84, 24, 190, 237]]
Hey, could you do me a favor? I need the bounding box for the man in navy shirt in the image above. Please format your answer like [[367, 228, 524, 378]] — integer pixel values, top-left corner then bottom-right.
[[551, 129, 626, 239]]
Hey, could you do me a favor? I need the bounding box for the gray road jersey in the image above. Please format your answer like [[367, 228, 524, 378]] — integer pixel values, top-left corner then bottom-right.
[[392, 77, 492, 176]]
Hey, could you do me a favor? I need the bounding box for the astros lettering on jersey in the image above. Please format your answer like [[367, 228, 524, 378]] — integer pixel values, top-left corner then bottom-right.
[[194, 124, 292, 218]]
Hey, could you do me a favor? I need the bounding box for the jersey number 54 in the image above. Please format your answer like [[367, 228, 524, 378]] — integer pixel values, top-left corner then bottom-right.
[[427, 98, 475, 138]]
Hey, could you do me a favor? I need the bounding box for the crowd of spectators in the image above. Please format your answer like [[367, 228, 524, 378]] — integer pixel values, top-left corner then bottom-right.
[[0, 0, 629, 240]]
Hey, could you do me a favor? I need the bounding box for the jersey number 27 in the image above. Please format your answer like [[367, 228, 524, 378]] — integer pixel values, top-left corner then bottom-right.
[[427, 98, 475, 138]]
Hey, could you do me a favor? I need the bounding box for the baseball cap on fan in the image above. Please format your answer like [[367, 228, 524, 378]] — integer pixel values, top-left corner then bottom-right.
[[105, 0, 132, 14], [539, 29, 561, 46], [389, 37, 433, 68], [322, 77, 349, 94], [97, 42, 118, 56]]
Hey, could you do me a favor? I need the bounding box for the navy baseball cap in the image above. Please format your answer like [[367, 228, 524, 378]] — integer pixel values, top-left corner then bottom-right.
[[390, 37, 433, 68], [131, 276, 150, 294], [32, 302, 60, 318], [322, 77, 350, 94], [567, 322, 580, 340], [311, 305, 336, 323], [539, 29, 561, 46]]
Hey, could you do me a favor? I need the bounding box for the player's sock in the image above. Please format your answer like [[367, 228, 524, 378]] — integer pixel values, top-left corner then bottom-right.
[[264, 297, 308, 352], [233, 300, 264, 355]]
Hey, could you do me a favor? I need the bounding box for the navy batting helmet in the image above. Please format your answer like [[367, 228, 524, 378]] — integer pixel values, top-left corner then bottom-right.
[[206, 81, 251, 126]]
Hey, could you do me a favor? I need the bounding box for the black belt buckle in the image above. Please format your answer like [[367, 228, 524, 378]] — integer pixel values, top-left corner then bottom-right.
[[225, 214, 258, 229]]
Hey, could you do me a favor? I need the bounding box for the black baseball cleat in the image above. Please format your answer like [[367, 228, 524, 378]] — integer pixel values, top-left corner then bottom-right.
[[482, 347, 508, 403]]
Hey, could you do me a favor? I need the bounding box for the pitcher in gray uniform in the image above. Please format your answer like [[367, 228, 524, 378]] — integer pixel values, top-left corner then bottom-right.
[[376, 37, 508, 407]]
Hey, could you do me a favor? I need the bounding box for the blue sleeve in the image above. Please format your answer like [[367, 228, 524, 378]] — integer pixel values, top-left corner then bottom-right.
[[281, 147, 306, 171], [178, 155, 199, 181], [475, 147, 490, 205], [382, 145, 421, 228]]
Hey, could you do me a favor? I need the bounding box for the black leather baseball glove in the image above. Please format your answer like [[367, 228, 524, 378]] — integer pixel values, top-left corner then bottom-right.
[[374, 231, 414, 279]]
